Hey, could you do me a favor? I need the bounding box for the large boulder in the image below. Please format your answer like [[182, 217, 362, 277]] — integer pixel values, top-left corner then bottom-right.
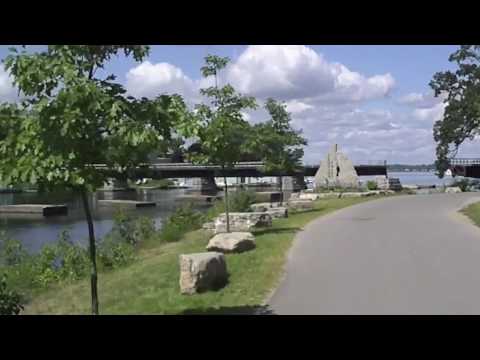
[[287, 200, 314, 211], [298, 193, 320, 201], [249, 202, 288, 218], [266, 207, 288, 219], [214, 212, 272, 233], [250, 202, 282, 212], [445, 186, 462, 194], [179, 252, 228, 295], [206, 232, 255, 253]]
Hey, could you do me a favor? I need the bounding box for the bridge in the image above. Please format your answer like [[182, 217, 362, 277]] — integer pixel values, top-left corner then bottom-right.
[[95, 161, 388, 179], [450, 158, 480, 178]]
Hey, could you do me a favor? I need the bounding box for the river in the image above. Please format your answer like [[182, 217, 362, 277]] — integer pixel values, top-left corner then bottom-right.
[[0, 188, 213, 253]]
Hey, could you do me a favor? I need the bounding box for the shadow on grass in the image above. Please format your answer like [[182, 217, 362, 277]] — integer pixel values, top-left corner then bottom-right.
[[290, 208, 324, 216], [253, 227, 301, 236], [181, 304, 276, 315]]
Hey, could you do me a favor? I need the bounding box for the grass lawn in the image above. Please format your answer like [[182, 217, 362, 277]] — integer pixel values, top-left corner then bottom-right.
[[461, 201, 480, 227], [23, 196, 384, 315]]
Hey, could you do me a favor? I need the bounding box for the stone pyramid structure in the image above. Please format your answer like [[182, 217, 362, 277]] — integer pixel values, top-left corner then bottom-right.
[[314, 144, 359, 189]]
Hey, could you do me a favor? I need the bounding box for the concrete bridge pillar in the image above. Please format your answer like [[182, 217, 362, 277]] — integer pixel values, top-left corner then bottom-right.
[[279, 175, 307, 192], [186, 177, 219, 194], [100, 178, 131, 191]]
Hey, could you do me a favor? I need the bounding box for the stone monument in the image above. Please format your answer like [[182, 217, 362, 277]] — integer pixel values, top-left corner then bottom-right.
[[314, 144, 359, 189]]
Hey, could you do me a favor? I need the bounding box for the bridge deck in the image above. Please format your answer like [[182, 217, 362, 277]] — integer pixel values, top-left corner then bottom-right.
[[94, 162, 387, 179], [450, 159, 480, 178]]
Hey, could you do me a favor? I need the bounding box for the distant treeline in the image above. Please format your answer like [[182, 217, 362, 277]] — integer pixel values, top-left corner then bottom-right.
[[387, 164, 436, 172]]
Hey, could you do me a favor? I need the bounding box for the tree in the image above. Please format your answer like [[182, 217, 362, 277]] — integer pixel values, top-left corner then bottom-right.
[[187, 55, 257, 232], [430, 45, 480, 177], [248, 99, 307, 202], [0, 45, 189, 314]]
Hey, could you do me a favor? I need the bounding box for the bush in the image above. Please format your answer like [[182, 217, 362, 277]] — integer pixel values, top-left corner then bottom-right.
[[452, 178, 470, 192], [366, 180, 378, 191], [31, 230, 90, 287], [97, 236, 136, 269], [134, 216, 156, 244], [159, 203, 204, 243], [205, 189, 256, 221], [111, 209, 137, 245], [229, 189, 256, 212], [0, 235, 28, 267], [0, 274, 24, 315], [55, 231, 89, 281]]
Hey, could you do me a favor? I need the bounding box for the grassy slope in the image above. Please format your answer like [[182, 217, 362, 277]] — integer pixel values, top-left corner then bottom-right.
[[24, 196, 381, 315], [461, 202, 480, 227]]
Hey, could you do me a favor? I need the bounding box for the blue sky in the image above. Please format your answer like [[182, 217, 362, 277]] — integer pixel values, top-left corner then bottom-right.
[[0, 45, 471, 164]]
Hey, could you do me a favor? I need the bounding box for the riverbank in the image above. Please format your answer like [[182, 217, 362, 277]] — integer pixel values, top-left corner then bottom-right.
[[23, 195, 387, 314]]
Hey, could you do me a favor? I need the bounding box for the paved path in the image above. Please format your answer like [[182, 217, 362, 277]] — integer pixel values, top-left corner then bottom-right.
[[268, 193, 480, 314]]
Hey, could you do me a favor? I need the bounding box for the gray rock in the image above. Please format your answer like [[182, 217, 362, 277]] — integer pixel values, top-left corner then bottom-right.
[[250, 202, 282, 212], [298, 193, 321, 201], [214, 212, 272, 233], [287, 200, 314, 211], [266, 207, 289, 219], [206, 232, 256, 253], [445, 186, 462, 193], [179, 252, 228, 295]]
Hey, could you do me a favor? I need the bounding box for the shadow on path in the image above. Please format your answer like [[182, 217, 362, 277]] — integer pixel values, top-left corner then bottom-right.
[[253, 227, 300, 236], [181, 305, 276, 315]]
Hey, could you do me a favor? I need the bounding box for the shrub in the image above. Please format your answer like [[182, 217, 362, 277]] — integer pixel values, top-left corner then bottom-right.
[[111, 209, 137, 245], [452, 178, 470, 192], [55, 231, 89, 281], [366, 180, 378, 191], [97, 236, 136, 269], [229, 189, 256, 212], [159, 203, 204, 243], [0, 235, 28, 267], [33, 244, 60, 287], [0, 274, 24, 315], [133, 216, 156, 244]]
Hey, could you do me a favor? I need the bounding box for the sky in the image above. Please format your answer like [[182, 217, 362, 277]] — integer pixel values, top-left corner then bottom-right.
[[0, 45, 476, 165]]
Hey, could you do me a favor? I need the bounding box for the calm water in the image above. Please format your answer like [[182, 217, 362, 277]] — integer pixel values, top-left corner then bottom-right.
[[0, 188, 213, 253], [363, 172, 456, 187]]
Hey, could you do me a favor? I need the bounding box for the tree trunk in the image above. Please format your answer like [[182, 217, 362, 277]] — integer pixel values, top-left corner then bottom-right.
[[80, 188, 99, 315], [223, 174, 230, 233]]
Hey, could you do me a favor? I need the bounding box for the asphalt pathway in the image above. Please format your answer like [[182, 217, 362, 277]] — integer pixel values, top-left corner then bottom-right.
[[268, 193, 480, 314]]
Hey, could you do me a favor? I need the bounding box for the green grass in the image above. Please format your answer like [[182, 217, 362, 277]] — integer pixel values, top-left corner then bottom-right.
[[23, 196, 383, 315], [461, 202, 480, 227]]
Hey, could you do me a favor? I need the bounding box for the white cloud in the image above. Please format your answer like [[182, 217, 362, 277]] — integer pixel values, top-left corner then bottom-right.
[[125, 61, 197, 100], [285, 100, 314, 114], [413, 102, 445, 122], [225, 45, 395, 103], [398, 91, 445, 109], [0, 66, 17, 102]]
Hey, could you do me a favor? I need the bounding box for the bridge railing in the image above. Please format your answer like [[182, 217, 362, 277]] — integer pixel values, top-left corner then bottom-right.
[[450, 158, 480, 166]]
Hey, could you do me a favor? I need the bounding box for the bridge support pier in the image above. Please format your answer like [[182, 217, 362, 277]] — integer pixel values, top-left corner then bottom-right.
[[186, 177, 219, 194], [279, 175, 306, 192], [100, 178, 131, 191]]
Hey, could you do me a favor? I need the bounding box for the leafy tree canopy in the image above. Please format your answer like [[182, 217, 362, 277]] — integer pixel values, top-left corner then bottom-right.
[[430, 45, 480, 177], [0, 45, 191, 191]]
